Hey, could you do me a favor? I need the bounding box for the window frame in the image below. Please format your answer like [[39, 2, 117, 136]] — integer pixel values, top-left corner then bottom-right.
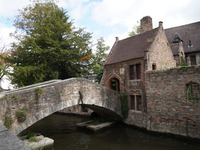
[[190, 55, 196, 66], [130, 95, 142, 111], [129, 63, 142, 80]]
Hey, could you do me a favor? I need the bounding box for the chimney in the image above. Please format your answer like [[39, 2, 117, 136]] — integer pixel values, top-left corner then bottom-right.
[[159, 21, 163, 27], [140, 16, 153, 33], [115, 37, 119, 41]]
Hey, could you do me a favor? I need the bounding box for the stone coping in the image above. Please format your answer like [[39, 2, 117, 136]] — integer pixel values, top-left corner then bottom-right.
[[1, 78, 119, 97]]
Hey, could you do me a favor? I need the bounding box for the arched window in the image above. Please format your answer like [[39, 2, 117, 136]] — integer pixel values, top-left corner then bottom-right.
[[107, 77, 120, 92]]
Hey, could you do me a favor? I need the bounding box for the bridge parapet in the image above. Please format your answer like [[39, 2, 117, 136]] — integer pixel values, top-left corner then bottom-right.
[[0, 78, 121, 134]]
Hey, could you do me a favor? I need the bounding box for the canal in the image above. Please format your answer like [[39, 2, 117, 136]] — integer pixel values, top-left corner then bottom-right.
[[23, 113, 200, 150]]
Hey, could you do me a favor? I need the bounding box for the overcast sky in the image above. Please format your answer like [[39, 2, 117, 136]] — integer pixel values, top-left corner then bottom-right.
[[0, 0, 200, 49]]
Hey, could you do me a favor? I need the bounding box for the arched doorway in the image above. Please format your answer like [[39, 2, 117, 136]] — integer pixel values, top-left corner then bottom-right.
[[108, 77, 120, 92]]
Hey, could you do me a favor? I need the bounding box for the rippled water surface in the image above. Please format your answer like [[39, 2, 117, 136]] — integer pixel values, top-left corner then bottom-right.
[[24, 113, 200, 150]]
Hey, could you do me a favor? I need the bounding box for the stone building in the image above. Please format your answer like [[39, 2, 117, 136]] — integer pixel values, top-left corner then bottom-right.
[[100, 16, 200, 128]]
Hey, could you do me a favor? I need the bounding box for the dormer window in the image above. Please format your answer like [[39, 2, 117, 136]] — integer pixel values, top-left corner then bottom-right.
[[173, 33, 181, 43], [188, 40, 193, 48]]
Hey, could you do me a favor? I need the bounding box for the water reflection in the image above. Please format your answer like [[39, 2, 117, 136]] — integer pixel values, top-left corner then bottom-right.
[[23, 113, 200, 150]]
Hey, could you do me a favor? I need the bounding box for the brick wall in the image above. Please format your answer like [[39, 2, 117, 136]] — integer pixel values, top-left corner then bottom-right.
[[146, 23, 176, 71], [146, 66, 200, 139], [140, 16, 152, 33], [101, 59, 147, 128]]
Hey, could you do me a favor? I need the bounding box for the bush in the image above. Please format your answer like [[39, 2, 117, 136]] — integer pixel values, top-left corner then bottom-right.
[[16, 109, 27, 122]]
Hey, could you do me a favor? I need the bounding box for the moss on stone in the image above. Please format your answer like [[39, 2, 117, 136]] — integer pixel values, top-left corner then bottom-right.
[[4, 114, 13, 129], [12, 94, 19, 101], [35, 87, 43, 101], [16, 109, 27, 122], [119, 93, 129, 118]]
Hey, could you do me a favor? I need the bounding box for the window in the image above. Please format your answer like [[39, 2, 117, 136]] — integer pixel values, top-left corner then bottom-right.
[[109, 78, 120, 92], [130, 95, 142, 111], [130, 65, 135, 80], [190, 55, 196, 65], [152, 63, 156, 70], [188, 40, 193, 47], [187, 82, 200, 100], [129, 63, 141, 80]]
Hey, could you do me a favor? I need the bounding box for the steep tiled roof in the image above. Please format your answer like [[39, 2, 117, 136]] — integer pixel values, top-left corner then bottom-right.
[[165, 21, 200, 55], [105, 28, 159, 65], [105, 21, 200, 65]]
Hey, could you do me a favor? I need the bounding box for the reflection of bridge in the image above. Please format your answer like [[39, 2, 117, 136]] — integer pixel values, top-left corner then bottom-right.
[[0, 78, 122, 134]]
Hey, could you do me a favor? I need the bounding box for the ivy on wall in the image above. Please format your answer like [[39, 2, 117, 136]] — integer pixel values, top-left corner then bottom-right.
[[119, 93, 129, 118]]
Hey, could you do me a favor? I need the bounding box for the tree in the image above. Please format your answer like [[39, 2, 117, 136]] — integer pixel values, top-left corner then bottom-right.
[[8, 2, 92, 87], [92, 37, 109, 83], [128, 21, 140, 37], [0, 52, 9, 83], [0, 39, 9, 88]]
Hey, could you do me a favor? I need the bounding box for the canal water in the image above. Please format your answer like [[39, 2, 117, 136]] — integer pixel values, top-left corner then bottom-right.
[[23, 113, 200, 150]]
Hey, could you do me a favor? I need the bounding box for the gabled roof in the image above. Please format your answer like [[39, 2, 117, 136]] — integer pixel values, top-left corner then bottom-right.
[[165, 21, 200, 55], [105, 28, 159, 65]]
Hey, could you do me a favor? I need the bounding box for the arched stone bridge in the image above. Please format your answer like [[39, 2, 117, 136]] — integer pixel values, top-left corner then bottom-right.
[[0, 78, 122, 135]]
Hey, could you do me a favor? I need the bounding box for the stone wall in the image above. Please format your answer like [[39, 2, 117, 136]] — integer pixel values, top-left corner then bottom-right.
[[0, 78, 121, 134], [146, 66, 200, 139]]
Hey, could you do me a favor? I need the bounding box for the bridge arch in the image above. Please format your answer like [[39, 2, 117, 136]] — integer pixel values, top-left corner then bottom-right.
[[0, 78, 122, 134]]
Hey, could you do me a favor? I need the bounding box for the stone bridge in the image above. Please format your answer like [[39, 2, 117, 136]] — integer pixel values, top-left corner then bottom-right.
[[0, 78, 122, 135]]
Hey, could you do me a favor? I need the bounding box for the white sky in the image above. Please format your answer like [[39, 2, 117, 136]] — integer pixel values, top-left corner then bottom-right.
[[0, 0, 200, 88], [0, 0, 200, 48]]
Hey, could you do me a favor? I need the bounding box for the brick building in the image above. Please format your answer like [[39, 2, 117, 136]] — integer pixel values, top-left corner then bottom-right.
[[101, 16, 200, 126]]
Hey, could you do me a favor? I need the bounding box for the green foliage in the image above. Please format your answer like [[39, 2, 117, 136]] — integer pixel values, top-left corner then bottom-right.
[[179, 57, 187, 66], [119, 93, 129, 118], [4, 114, 13, 129], [0, 52, 9, 83], [129, 21, 140, 37], [94, 64, 104, 83], [0, 95, 8, 101], [8, 1, 92, 87], [90, 118, 105, 125], [92, 37, 109, 83], [171, 65, 194, 70], [16, 109, 27, 122], [26, 132, 41, 142], [35, 87, 43, 100], [12, 94, 18, 101]]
